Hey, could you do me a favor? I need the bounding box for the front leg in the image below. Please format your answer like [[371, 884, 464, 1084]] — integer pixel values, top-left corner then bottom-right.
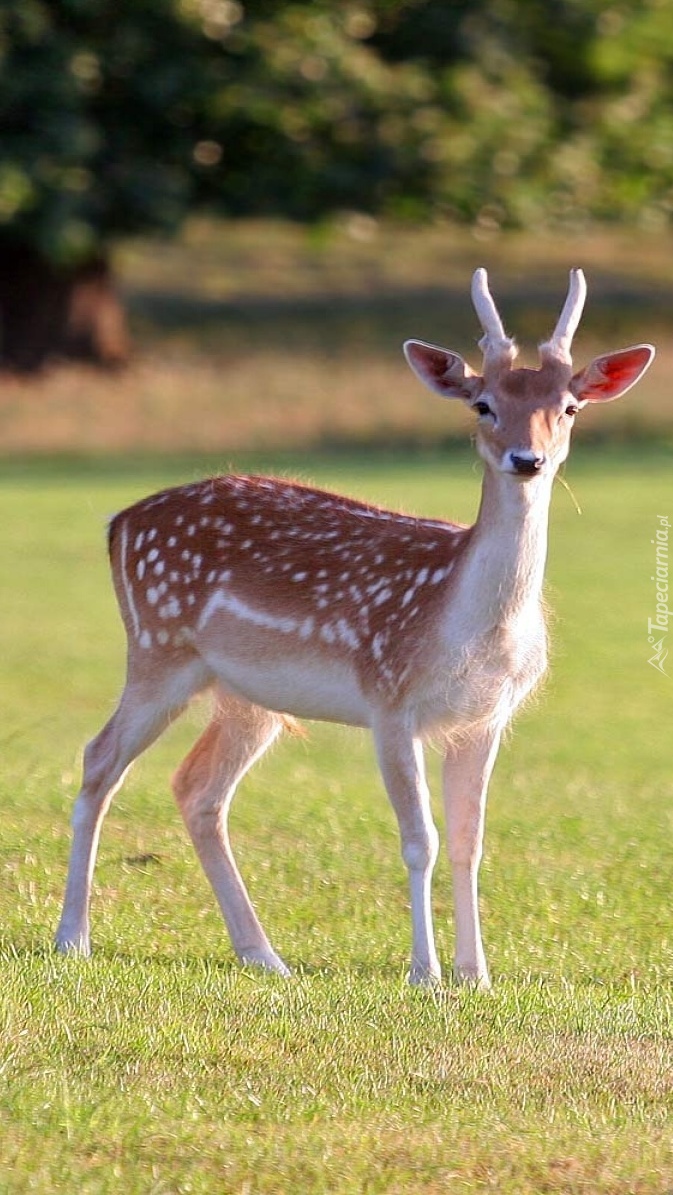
[[372, 717, 440, 985], [443, 724, 502, 988]]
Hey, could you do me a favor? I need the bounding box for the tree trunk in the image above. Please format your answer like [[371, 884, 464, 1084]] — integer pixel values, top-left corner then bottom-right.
[[0, 243, 129, 373]]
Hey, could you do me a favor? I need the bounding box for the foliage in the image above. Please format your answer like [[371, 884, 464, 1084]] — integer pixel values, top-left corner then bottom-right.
[[3, 1, 673, 261], [0, 0, 217, 263]]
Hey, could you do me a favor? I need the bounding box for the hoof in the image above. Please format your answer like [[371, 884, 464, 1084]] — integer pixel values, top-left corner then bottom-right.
[[409, 964, 443, 988], [54, 934, 91, 958], [239, 949, 292, 978], [453, 965, 491, 990]]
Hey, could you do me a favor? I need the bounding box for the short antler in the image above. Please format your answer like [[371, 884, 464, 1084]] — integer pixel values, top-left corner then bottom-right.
[[471, 268, 517, 367], [541, 268, 587, 364]]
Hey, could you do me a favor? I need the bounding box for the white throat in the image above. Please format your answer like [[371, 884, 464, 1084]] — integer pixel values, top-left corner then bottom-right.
[[451, 466, 553, 634]]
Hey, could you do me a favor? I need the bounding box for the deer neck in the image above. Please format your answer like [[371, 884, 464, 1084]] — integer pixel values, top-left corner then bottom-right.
[[451, 465, 553, 633]]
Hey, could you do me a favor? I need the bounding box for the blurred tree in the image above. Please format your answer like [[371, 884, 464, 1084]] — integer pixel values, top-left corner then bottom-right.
[[363, 0, 673, 229], [194, 0, 673, 231], [0, 0, 218, 370], [191, 0, 553, 227], [2, 0, 673, 370], [188, 2, 440, 221]]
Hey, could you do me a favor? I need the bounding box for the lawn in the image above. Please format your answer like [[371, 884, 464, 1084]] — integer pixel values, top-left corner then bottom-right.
[[1, 444, 672, 1193], [2, 218, 673, 456]]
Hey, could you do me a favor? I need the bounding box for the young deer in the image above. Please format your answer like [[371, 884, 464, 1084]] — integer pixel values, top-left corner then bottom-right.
[[55, 270, 654, 985]]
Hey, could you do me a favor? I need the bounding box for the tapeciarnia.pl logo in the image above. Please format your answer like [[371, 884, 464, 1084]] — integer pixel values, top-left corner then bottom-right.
[[648, 514, 670, 676]]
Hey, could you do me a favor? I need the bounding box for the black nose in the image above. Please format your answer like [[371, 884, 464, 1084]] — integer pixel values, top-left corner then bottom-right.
[[511, 454, 544, 475]]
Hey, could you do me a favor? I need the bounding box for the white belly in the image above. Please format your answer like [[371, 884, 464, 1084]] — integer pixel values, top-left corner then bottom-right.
[[200, 646, 372, 726]]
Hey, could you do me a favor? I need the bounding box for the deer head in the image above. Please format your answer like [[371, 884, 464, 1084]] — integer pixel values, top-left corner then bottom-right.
[[404, 269, 654, 479]]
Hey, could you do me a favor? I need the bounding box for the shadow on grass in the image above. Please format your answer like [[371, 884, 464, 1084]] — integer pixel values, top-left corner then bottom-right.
[[126, 272, 673, 354], [1, 936, 636, 996], [0, 438, 669, 489], [0, 935, 435, 986]]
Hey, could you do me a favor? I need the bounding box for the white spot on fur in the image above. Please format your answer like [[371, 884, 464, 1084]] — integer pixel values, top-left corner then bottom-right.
[[366, 578, 388, 596], [373, 588, 393, 606], [336, 619, 360, 649], [173, 627, 193, 646], [372, 631, 387, 660], [158, 597, 182, 620], [197, 590, 299, 635]]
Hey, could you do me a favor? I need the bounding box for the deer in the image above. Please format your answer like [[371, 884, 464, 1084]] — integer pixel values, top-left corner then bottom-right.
[[54, 269, 654, 986]]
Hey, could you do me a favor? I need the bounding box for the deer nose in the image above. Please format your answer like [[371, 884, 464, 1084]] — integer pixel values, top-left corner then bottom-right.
[[509, 452, 545, 476]]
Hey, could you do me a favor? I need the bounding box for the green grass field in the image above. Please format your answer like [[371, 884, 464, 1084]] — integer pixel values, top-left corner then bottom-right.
[[1, 444, 672, 1192]]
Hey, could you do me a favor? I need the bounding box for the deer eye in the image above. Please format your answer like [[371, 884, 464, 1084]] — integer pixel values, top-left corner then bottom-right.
[[565, 403, 580, 417], [472, 401, 494, 418]]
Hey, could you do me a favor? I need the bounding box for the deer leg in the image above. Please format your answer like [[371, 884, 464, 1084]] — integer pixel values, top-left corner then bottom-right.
[[172, 693, 289, 976], [373, 718, 440, 985], [55, 661, 206, 955], [443, 725, 502, 988]]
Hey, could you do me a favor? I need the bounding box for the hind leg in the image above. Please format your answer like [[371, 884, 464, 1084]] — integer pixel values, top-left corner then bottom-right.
[[172, 692, 289, 975], [55, 658, 209, 955]]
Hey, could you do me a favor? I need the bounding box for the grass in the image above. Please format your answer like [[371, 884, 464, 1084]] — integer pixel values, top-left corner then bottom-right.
[[1, 218, 672, 1189], [1, 444, 673, 1192], [2, 218, 673, 456]]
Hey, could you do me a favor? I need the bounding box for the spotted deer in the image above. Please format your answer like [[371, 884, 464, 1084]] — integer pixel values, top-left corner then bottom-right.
[[55, 269, 654, 985]]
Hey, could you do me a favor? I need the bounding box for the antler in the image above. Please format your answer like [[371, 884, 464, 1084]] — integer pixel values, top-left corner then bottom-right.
[[541, 268, 587, 364], [471, 268, 517, 367]]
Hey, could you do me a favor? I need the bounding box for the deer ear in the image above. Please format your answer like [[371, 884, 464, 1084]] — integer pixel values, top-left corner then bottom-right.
[[570, 344, 655, 404], [403, 339, 483, 401]]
